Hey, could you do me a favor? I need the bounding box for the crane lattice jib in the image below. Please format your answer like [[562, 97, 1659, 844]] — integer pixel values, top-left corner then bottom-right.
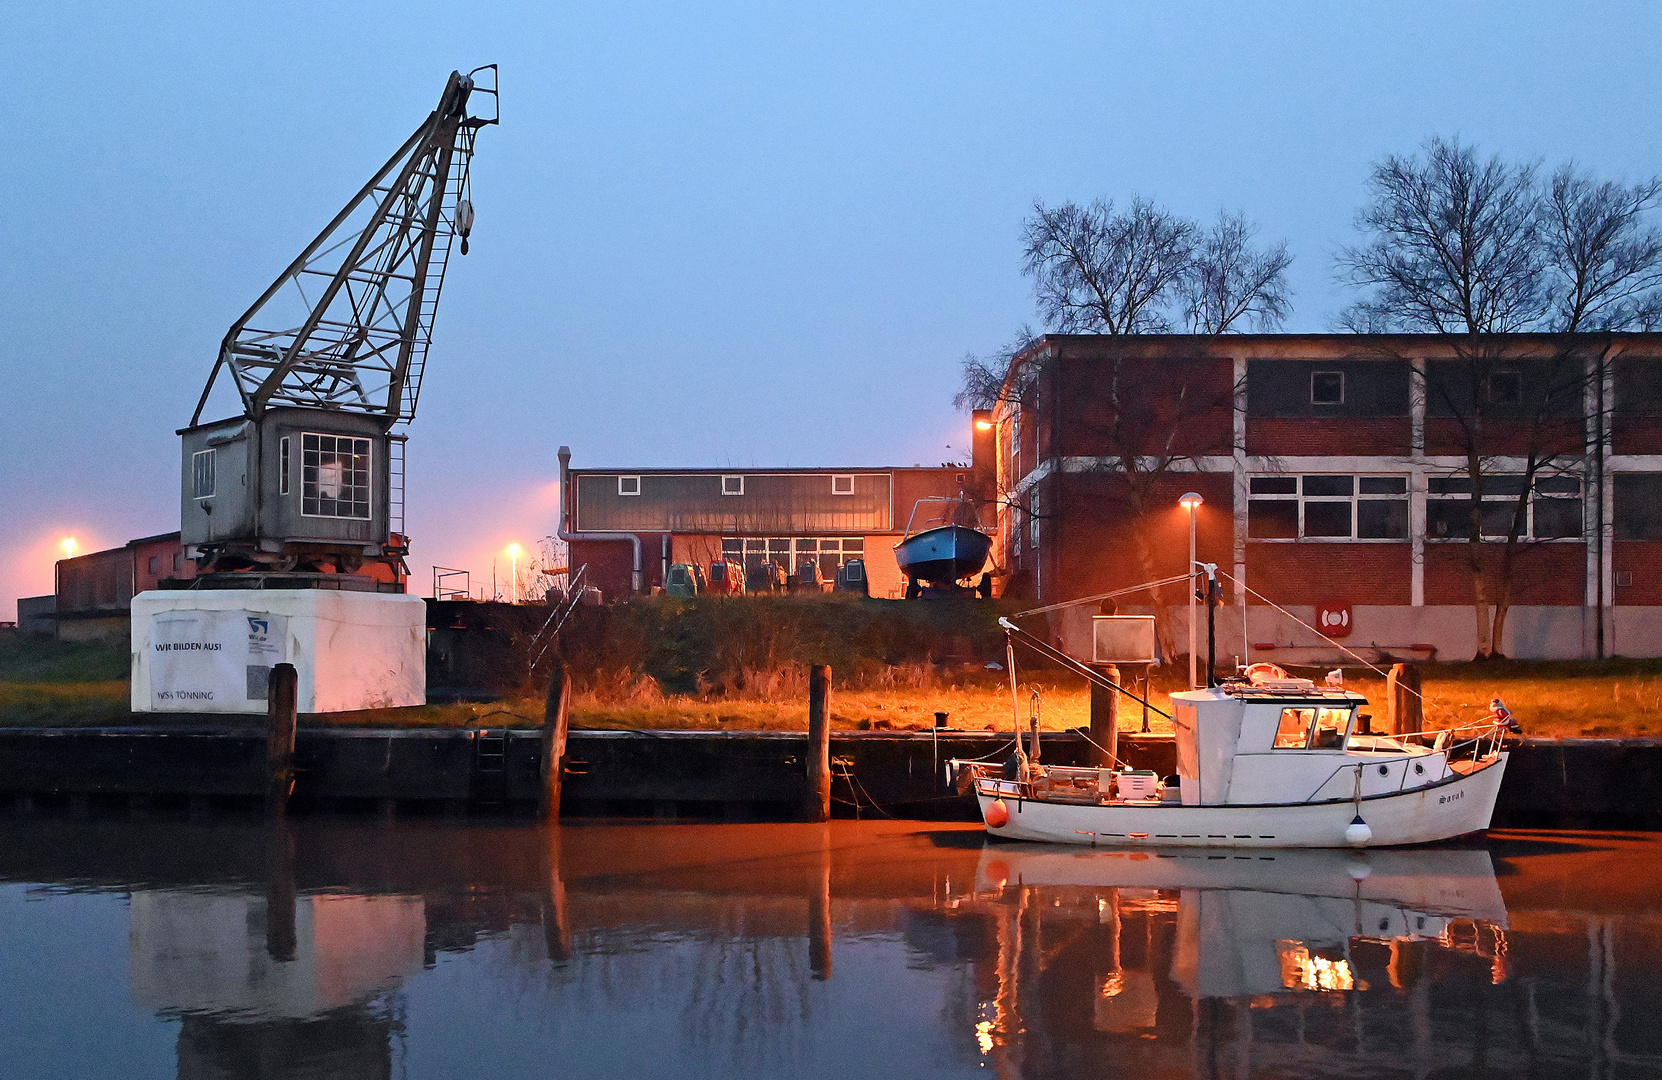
[[191, 67, 497, 427]]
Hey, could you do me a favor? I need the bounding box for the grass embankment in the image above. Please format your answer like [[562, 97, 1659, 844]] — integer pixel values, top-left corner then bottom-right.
[[8, 595, 1662, 737]]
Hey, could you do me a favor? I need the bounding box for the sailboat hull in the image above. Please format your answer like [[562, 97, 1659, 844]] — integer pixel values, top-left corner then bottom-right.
[[976, 755, 1507, 848], [894, 525, 992, 584]]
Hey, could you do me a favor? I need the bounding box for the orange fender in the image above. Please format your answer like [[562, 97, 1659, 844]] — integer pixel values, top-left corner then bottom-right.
[[985, 799, 1010, 828]]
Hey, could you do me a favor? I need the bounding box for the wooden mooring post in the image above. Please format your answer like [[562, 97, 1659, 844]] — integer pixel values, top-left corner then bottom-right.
[[1089, 664, 1120, 768], [1386, 663, 1422, 735], [541, 660, 572, 819], [266, 663, 298, 815], [804, 665, 831, 823]]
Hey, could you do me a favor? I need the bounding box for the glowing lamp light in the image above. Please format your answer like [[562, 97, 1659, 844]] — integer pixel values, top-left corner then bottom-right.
[[60, 538, 77, 560], [974, 419, 994, 431], [506, 543, 523, 603], [1178, 492, 1204, 510]]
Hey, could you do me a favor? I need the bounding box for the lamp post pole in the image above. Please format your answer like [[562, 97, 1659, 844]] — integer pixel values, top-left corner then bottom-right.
[[1179, 493, 1204, 689]]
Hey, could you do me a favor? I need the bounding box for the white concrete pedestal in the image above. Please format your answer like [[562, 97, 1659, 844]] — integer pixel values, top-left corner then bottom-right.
[[131, 590, 426, 714]]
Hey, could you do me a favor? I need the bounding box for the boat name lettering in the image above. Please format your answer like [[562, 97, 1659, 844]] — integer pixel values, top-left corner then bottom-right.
[[1439, 790, 1463, 805]]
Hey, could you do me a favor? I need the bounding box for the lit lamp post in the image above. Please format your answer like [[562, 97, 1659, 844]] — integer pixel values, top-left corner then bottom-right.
[[1178, 492, 1204, 688], [60, 538, 76, 560], [507, 543, 522, 603]]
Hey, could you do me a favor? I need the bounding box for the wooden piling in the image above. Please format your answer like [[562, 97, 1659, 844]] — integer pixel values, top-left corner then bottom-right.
[[541, 660, 571, 819], [1386, 663, 1422, 735], [805, 664, 831, 823], [1089, 664, 1121, 768], [266, 663, 298, 814], [809, 825, 833, 979]]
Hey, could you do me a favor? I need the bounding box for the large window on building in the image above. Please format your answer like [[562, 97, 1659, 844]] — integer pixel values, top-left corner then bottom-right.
[[1425, 474, 1581, 541], [721, 537, 865, 577], [301, 433, 371, 519], [1248, 475, 1408, 540]]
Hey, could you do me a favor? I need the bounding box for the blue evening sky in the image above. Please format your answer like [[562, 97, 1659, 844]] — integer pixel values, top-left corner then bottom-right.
[[4, 1, 1660, 615]]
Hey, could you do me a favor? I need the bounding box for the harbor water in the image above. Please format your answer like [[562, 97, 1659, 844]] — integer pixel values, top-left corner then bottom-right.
[[1, 814, 1659, 1078]]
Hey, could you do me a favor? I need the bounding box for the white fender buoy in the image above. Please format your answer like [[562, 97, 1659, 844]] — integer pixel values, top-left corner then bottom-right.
[[1344, 816, 1373, 847]]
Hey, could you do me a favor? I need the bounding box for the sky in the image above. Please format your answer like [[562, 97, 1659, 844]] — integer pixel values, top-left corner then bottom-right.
[[5, 1, 1662, 618]]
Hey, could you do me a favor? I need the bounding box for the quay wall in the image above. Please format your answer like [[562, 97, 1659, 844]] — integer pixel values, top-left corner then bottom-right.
[[0, 727, 1655, 829]]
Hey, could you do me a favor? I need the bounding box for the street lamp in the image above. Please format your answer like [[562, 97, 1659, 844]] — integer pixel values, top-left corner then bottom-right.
[[60, 538, 76, 560], [1178, 493, 1204, 688], [507, 543, 522, 603]]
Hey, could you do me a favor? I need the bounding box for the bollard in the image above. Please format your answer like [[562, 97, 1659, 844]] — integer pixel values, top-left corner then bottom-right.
[[266, 663, 298, 815], [541, 660, 571, 819], [804, 664, 832, 823], [1386, 663, 1422, 735], [1089, 664, 1120, 768]]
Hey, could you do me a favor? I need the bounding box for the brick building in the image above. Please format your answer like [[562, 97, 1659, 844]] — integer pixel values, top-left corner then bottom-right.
[[993, 334, 1662, 661], [52, 532, 196, 641], [557, 439, 994, 600]]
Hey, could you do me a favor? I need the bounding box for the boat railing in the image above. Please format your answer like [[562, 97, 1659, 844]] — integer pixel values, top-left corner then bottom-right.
[[1364, 719, 1511, 783]]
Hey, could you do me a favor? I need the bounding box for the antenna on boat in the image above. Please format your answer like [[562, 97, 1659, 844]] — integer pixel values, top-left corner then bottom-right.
[[1198, 562, 1221, 688]]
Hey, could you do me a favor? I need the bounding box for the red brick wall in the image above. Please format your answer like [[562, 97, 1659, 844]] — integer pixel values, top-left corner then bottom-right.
[[131, 537, 192, 592], [1246, 544, 1411, 606], [893, 468, 968, 531], [1246, 417, 1409, 457], [1423, 541, 1586, 606], [1047, 471, 1234, 604], [1614, 541, 1662, 605], [1424, 417, 1584, 457], [568, 538, 640, 600], [1614, 417, 1662, 456]]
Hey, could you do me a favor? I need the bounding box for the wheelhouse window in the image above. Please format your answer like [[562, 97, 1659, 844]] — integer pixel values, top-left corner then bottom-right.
[[1273, 706, 1352, 749], [1426, 473, 1582, 540], [301, 433, 371, 519], [1248, 474, 1408, 540], [191, 450, 215, 499]]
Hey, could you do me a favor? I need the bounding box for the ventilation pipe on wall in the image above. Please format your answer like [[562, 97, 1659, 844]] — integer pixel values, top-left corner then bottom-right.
[[558, 445, 642, 596]]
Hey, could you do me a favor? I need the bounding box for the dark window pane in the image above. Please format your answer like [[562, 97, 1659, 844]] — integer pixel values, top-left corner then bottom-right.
[[1616, 473, 1662, 540], [1534, 498, 1583, 539], [1250, 476, 1298, 495], [1481, 502, 1521, 537], [1357, 499, 1409, 539], [1428, 476, 1471, 495], [1248, 500, 1299, 539], [845, 539, 864, 552], [1482, 475, 1528, 497], [1358, 476, 1407, 495], [1304, 502, 1353, 537], [1535, 475, 1580, 494], [1488, 370, 1523, 404], [1427, 500, 1468, 538], [1311, 371, 1344, 405], [1302, 475, 1354, 497]]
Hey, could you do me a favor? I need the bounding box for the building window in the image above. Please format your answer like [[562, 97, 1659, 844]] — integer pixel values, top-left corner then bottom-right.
[[722, 475, 744, 496], [173, 553, 183, 572], [1248, 475, 1408, 540], [1616, 473, 1662, 540], [301, 433, 371, 519], [191, 450, 215, 499], [1486, 369, 1524, 406], [1028, 489, 1040, 549], [279, 436, 290, 495], [1426, 474, 1581, 541], [147, 555, 159, 575], [1310, 371, 1344, 405], [832, 474, 855, 496], [618, 475, 640, 496], [721, 536, 864, 578]]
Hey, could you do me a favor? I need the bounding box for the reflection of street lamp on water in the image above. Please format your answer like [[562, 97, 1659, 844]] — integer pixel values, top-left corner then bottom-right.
[[507, 543, 522, 603], [1178, 493, 1203, 689]]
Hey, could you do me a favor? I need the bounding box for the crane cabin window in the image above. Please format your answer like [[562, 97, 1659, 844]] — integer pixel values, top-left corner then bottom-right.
[[191, 450, 215, 499], [301, 434, 371, 519]]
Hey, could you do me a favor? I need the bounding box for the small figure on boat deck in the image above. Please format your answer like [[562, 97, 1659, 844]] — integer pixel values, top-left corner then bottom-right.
[[1489, 698, 1520, 734]]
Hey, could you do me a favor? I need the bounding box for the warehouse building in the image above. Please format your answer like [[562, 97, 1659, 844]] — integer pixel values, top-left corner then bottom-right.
[[993, 334, 1662, 661]]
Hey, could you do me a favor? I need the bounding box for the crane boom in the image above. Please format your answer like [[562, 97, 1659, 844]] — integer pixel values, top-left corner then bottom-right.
[[191, 67, 498, 428]]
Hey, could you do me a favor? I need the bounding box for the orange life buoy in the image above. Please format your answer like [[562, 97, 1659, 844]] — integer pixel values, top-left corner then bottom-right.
[[985, 799, 1010, 828]]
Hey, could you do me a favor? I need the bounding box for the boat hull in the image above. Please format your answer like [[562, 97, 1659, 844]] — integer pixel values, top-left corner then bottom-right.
[[894, 525, 992, 584], [976, 755, 1507, 848]]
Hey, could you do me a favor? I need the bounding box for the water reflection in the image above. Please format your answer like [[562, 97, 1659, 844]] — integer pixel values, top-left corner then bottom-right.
[[0, 814, 1659, 1078]]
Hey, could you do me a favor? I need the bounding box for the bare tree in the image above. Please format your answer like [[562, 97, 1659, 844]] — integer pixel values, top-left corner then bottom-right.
[[1183, 211, 1294, 334], [1339, 137, 1662, 657], [1022, 198, 1197, 334]]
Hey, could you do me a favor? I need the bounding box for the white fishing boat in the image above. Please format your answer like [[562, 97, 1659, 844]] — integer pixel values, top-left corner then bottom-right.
[[955, 606, 1510, 849]]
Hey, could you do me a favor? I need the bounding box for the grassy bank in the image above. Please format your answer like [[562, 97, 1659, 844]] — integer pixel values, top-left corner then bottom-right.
[[7, 619, 1662, 737]]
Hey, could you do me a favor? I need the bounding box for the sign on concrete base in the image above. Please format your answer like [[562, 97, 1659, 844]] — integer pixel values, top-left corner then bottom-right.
[[131, 590, 425, 714]]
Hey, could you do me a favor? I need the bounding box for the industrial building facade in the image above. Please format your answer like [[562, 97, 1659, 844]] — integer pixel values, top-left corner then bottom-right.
[[558, 446, 988, 600], [994, 334, 1662, 661]]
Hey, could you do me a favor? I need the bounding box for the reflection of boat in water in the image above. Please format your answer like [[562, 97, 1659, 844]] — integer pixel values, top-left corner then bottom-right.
[[962, 643, 1510, 848], [971, 843, 1508, 1007], [894, 497, 993, 595]]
